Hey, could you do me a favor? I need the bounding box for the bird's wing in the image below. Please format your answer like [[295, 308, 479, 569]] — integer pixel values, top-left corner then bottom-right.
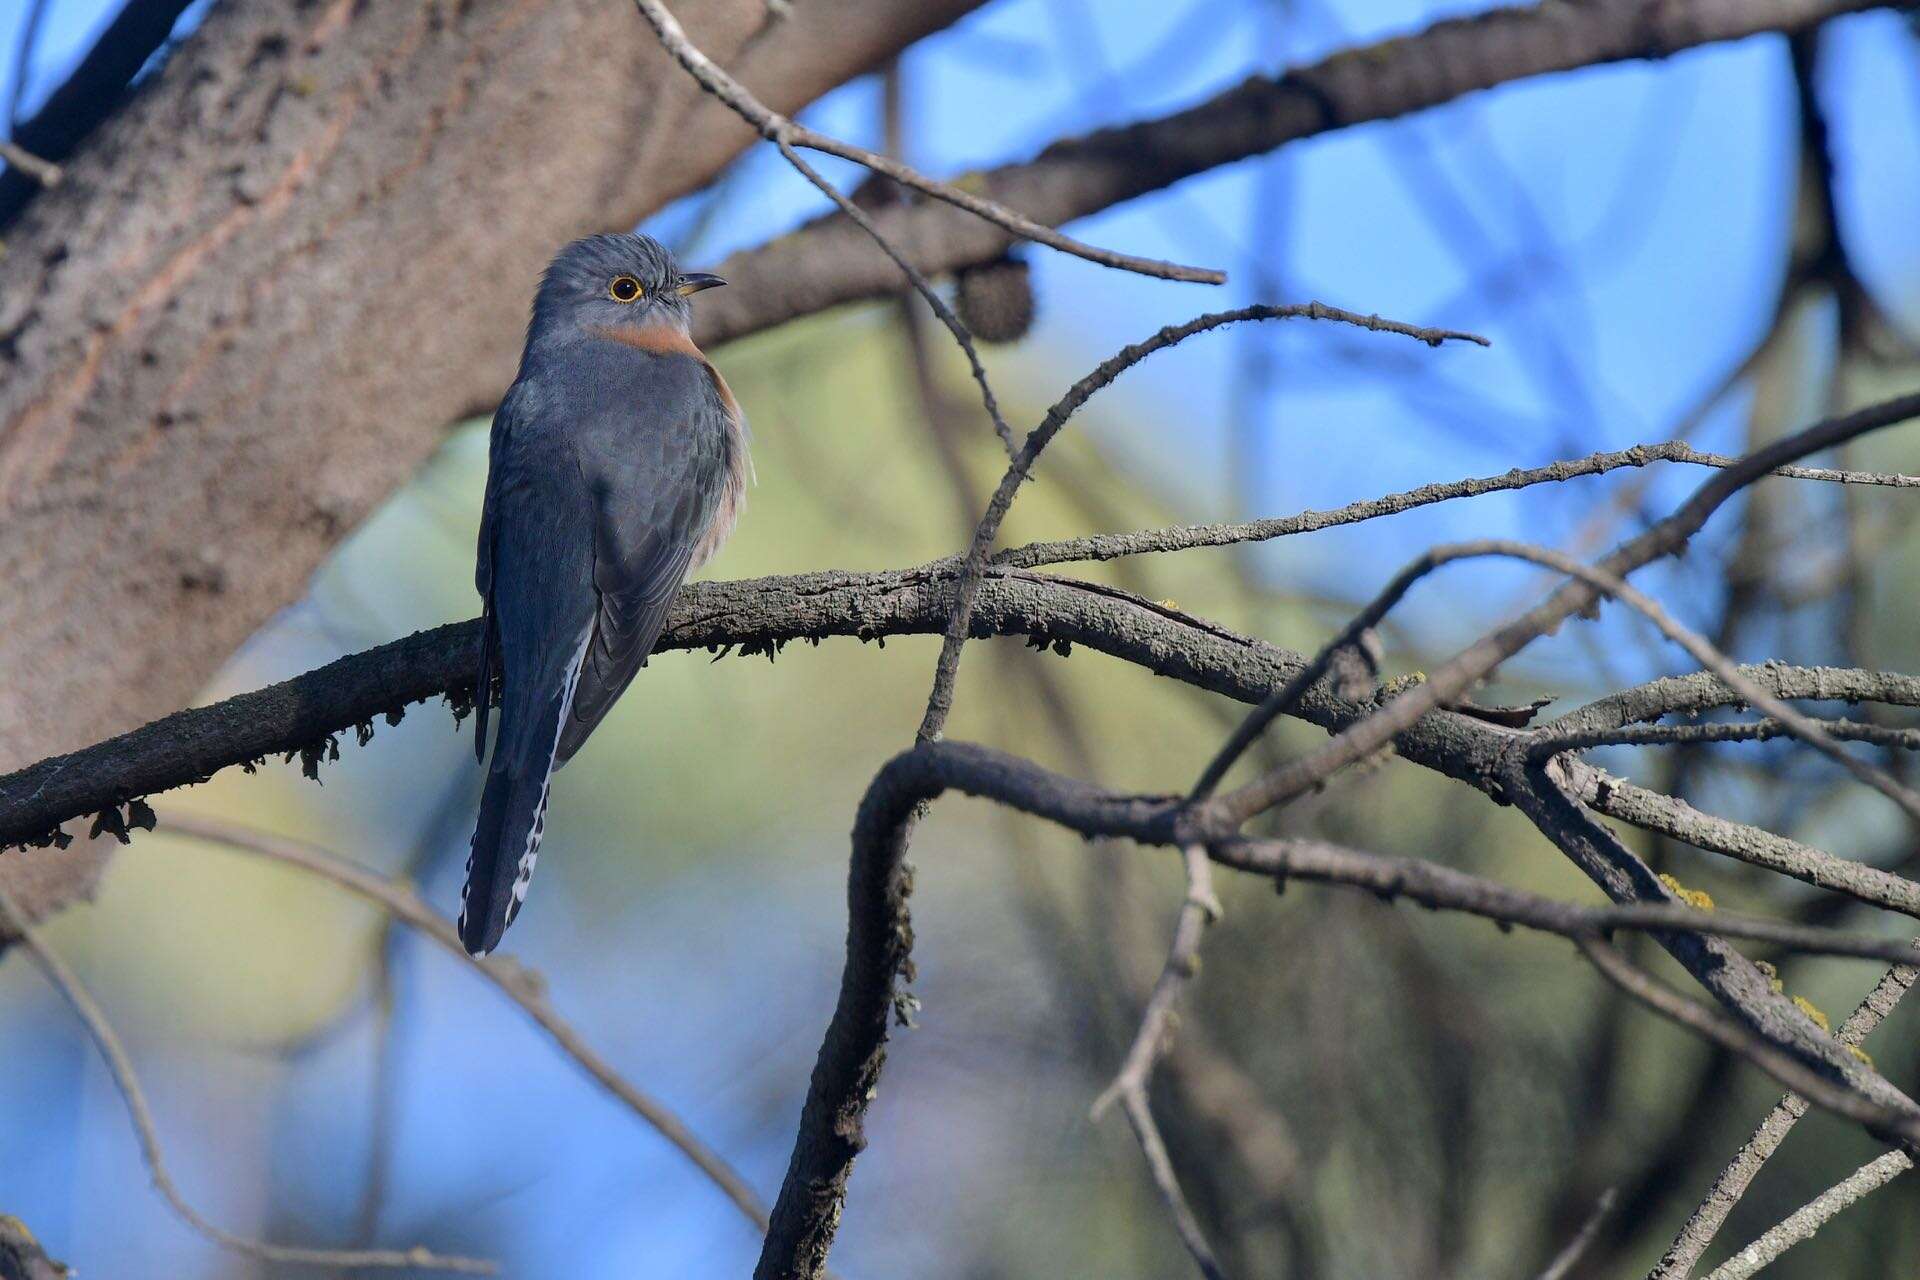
[[555, 358, 732, 764], [471, 380, 530, 761]]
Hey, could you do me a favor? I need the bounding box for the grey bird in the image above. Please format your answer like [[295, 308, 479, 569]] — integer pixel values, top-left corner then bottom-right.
[[461, 232, 746, 956]]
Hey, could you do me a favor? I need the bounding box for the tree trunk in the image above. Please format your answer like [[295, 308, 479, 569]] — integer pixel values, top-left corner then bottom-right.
[[0, 0, 984, 922]]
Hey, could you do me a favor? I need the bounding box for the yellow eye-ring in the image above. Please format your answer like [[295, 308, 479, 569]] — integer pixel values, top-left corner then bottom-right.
[[609, 275, 644, 303]]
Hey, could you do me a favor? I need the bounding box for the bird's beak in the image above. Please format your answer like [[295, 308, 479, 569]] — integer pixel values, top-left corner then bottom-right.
[[676, 273, 726, 297]]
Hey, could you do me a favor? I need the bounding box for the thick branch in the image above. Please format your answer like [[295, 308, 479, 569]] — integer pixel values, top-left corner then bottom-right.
[[692, 0, 1891, 345], [13, 558, 1920, 866], [0, 560, 1496, 853], [750, 741, 1920, 1278]]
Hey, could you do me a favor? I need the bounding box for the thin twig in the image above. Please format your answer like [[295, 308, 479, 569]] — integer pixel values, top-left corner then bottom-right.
[[1576, 936, 1920, 1149], [1092, 844, 1222, 1117], [1195, 391, 1920, 831], [1207, 836, 1920, 967], [1535, 1187, 1617, 1280], [630, 0, 1021, 454], [1549, 664, 1920, 737], [997, 441, 1920, 570], [1650, 960, 1919, 1280], [0, 881, 496, 1273], [1118, 1088, 1230, 1280], [769, 134, 1019, 455], [157, 813, 781, 1243], [918, 303, 1487, 743], [1089, 844, 1226, 1278], [1541, 717, 1920, 754], [1700, 1152, 1914, 1280], [628, 0, 1224, 284], [1569, 764, 1920, 919], [690, 0, 1901, 348], [0, 138, 61, 187], [1461, 540, 1920, 824]]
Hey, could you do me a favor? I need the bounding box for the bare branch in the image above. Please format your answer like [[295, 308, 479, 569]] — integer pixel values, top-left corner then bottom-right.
[[1701, 1152, 1914, 1280], [0, 881, 496, 1273], [0, 140, 61, 189], [763, 130, 1020, 454], [1570, 765, 1920, 919], [996, 441, 1920, 571], [1539, 718, 1920, 754], [1092, 843, 1224, 1120], [1651, 961, 1919, 1280], [1208, 836, 1920, 967], [1577, 936, 1919, 1149], [1469, 541, 1920, 823], [1198, 391, 1920, 830], [10, 572, 1919, 887], [632, 0, 1026, 457], [1117, 1087, 1230, 1280], [1535, 1188, 1618, 1280], [1550, 664, 1920, 737], [694, 0, 1893, 346], [628, 0, 1223, 284], [1090, 844, 1227, 1279], [157, 813, 781, 1243], [753, 738, 1920, 1278], [917, 303, 1486, 743]]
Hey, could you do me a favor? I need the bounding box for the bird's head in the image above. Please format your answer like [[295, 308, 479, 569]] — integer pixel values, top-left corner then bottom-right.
[[529, 232, 725, 341]]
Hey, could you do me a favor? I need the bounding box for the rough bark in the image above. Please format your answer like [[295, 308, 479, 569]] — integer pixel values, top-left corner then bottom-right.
[[0, 0, 984, 921]]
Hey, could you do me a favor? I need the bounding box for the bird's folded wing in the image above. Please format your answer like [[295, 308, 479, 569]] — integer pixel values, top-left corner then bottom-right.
[[556, 528, 698, 764], [472, 382, 530, 761]]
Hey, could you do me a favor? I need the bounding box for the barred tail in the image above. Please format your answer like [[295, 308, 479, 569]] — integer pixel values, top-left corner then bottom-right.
[[459, 750, 557, 956], [459, 630, 587, 955]]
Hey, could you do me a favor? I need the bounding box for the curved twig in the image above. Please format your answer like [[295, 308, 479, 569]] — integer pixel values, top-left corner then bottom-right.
[[1577, 936, 1919, 1149], [627, 0, 1224, 285], [0, 882, 496, 1274], [156, 813, 781, 1243], [1196, 391, 1920, 830], [750, 739, 1920, 1278], [918, 302, 1487, 742]]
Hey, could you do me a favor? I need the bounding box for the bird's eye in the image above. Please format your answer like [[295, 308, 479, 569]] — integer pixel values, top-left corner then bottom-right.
[[609, 275, 643, 303]]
